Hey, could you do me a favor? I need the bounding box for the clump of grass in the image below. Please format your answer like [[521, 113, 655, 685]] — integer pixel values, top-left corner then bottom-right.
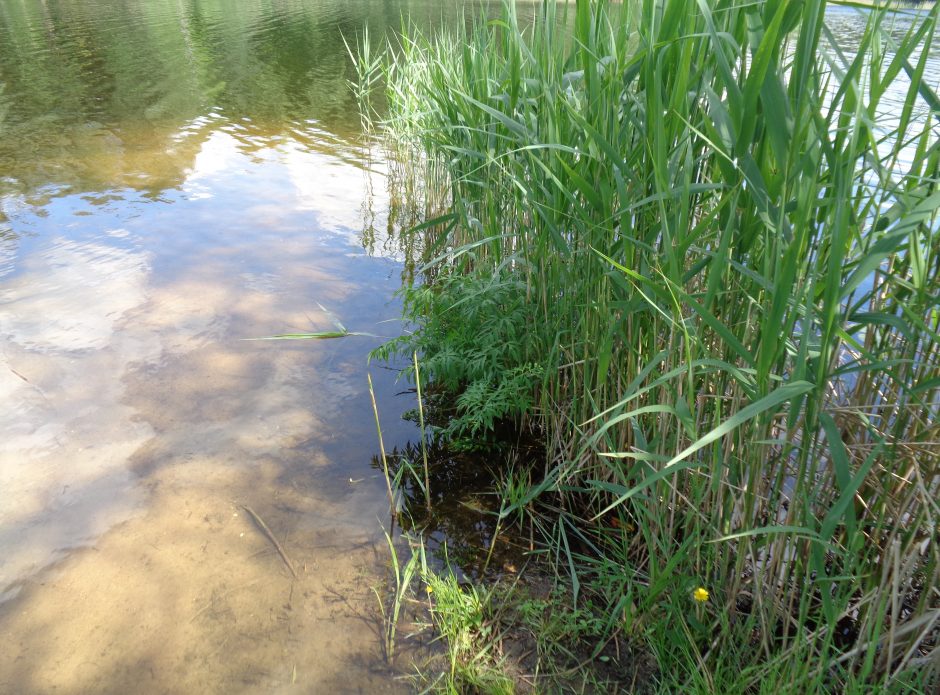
[[422, 567, 515, 694], [414, 546, 662, 694], [374, 0, 940, 691], [374, 530, 421, 663]]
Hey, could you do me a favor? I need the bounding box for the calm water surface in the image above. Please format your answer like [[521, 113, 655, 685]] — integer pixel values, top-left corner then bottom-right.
[[0, 0, 514, 692], [0, 1, 936, 693]]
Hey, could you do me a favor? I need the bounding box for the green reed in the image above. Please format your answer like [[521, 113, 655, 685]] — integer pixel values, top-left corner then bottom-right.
[[371, 0, 939, 688]]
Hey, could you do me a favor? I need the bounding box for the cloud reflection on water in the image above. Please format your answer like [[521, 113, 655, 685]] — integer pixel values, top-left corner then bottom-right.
[[0, 119, 404, 604]]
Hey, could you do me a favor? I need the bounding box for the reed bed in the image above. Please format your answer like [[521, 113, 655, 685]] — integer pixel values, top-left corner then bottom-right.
[[370, 0, 939, 689]]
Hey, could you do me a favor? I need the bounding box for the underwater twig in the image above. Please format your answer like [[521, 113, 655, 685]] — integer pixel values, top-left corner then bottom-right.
[[241, 505, 298, 579], [189, 579, 261, 623]]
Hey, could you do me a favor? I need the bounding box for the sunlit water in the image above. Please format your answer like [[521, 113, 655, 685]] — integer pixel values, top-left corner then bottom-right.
[[0, 0, 480, 691], [0, 1, 936, 693]]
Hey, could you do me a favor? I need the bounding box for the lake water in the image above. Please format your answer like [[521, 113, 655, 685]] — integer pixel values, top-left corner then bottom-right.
[[0, 1, 937, 693], [0, 0, 464, 691]]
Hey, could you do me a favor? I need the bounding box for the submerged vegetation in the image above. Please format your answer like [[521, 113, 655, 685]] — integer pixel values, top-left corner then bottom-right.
[[363, 0, 940, 691]]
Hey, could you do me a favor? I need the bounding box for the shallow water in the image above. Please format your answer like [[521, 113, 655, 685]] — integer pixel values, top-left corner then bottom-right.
[[0, 1, 937, 693], [0, 0, 458, 691]]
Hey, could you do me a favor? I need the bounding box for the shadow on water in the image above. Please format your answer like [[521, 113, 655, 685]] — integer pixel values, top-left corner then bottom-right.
[[371, 406, 545, 584], [0, 160, 417, 689]]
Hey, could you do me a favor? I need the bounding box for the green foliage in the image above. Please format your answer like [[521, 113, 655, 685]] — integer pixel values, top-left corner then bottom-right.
[[513, 587, 605, 648], [374, 530, 421, 663], [423, 567, 515, 695], [418, 559, 659, 693], [378, 0, 940, 690], [374, 274, 544, 439]]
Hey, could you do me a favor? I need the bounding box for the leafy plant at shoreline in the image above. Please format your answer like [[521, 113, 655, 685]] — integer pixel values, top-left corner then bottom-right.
[[374, 274, 545, 440], [370, 0, 940, 690]]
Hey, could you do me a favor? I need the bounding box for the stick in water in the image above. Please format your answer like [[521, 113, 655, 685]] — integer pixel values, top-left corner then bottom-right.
[[241, 505, 298, 579]]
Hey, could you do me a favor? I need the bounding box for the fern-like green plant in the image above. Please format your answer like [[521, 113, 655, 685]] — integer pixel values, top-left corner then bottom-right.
[[373, 273, 544, 440]]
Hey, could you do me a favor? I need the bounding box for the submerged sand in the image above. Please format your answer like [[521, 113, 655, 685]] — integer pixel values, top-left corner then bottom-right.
[[0, 127, 413, 693]]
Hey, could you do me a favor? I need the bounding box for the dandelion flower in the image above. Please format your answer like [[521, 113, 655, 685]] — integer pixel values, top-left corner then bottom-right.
[[426, 585, 434, 594], [693, 587, 709, 602]]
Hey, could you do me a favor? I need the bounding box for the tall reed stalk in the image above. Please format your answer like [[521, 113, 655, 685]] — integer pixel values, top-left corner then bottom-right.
[[373, 0, 939, 688]]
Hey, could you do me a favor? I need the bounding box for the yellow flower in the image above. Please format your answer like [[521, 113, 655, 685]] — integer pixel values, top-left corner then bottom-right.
[[426, 585, 434, 594], [693, 587, 709, 603]]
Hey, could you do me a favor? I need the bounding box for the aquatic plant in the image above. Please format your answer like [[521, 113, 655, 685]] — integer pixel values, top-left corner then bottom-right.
[[374, 0, 939, 690]]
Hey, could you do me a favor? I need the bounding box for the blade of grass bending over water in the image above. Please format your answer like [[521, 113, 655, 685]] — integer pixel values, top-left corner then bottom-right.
[[248, 330, 364, 340], [246, 302, 383, 340]]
